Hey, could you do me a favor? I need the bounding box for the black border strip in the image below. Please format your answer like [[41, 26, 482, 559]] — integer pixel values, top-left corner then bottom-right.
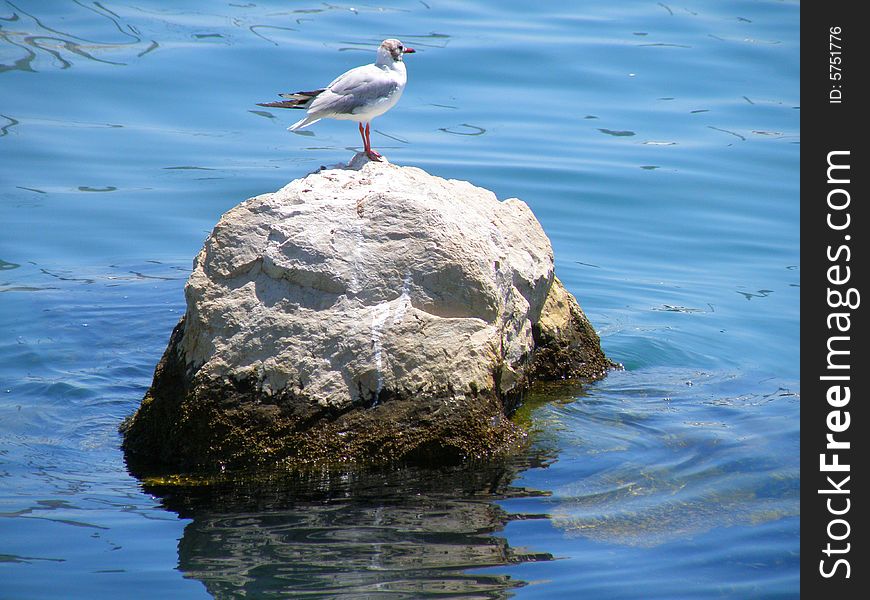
[[802, 3, 866, 595]]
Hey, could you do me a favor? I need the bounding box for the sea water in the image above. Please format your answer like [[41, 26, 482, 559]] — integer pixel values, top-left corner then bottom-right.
[[0, 1, 799, 597]]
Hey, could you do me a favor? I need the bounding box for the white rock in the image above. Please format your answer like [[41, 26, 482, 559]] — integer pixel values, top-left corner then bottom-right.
[[181, 159, 553, 410], [122, 156, 611, 472]]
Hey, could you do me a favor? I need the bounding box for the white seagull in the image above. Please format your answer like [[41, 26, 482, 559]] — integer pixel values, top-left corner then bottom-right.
[[258, 39, 415, 161]]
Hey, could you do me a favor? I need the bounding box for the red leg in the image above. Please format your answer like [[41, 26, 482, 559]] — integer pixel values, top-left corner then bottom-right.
[[365, 122, 382, 161], [358, 122, 368, 154]]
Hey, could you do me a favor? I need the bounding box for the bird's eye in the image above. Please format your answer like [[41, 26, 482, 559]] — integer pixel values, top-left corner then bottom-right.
[[398, 45, 404, 51]]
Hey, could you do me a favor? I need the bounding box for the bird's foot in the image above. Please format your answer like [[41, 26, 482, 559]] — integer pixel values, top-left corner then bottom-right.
[[366, 149, 383, 161]]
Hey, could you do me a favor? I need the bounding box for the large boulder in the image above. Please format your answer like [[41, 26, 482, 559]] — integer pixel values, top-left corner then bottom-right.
[[122, 155, 613, 474]]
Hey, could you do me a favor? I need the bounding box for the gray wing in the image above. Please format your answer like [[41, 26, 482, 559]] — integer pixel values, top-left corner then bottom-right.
[[307, 65, 399, 117]]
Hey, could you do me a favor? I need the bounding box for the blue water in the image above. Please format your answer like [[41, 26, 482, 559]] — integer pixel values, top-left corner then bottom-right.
[[1, 0, 799, 597]]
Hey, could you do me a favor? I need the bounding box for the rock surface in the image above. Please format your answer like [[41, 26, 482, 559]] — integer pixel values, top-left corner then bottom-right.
[[122, 155, 613, 474]]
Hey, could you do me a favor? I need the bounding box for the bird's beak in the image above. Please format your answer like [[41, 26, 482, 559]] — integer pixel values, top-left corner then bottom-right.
[[403, 47, 416, 54]]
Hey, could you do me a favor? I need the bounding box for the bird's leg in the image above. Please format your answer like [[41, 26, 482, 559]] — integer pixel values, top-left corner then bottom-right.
[[364, 122, 382, 161], [358, 122, 368, 155]]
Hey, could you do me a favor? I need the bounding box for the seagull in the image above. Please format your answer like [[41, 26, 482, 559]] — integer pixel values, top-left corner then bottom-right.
[[257, 39, 415, 161]]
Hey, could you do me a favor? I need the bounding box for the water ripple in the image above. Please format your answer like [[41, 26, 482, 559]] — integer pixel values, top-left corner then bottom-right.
[[439, 123, 486, 136], [0, 0, 800, 596], [0, 113, 19, 136], [1, 1, 150, 72], [521, 369, 799, 549]]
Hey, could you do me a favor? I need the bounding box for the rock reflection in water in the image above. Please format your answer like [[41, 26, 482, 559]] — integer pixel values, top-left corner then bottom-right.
[[146, 456, 555, 599]]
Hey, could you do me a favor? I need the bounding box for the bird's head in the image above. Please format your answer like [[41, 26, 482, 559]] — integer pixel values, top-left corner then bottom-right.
[[378, 39, 415, 64]]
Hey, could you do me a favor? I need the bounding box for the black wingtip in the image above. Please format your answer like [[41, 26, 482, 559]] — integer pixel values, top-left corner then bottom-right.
[[256, 100, 306, 109]]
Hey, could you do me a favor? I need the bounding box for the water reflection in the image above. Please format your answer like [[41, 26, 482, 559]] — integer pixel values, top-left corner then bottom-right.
[[5, 1, 439, 74], [0, 0, 150, 73], [0, 113, 18, 135], [248, 24, 296, 46], [146, 457, 555, 598]]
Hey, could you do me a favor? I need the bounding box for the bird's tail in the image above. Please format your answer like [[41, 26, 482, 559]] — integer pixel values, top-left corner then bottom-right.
[[257, 89, 326, 131], [256, 89, 325, 110], [288, 115, 321, 131]]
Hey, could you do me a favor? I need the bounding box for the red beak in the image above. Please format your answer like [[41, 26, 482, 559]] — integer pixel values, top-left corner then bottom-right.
[[403, 47, 416, 54]]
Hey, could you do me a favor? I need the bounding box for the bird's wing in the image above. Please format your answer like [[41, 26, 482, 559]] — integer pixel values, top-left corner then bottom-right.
[[307, 65, 399, 117]]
